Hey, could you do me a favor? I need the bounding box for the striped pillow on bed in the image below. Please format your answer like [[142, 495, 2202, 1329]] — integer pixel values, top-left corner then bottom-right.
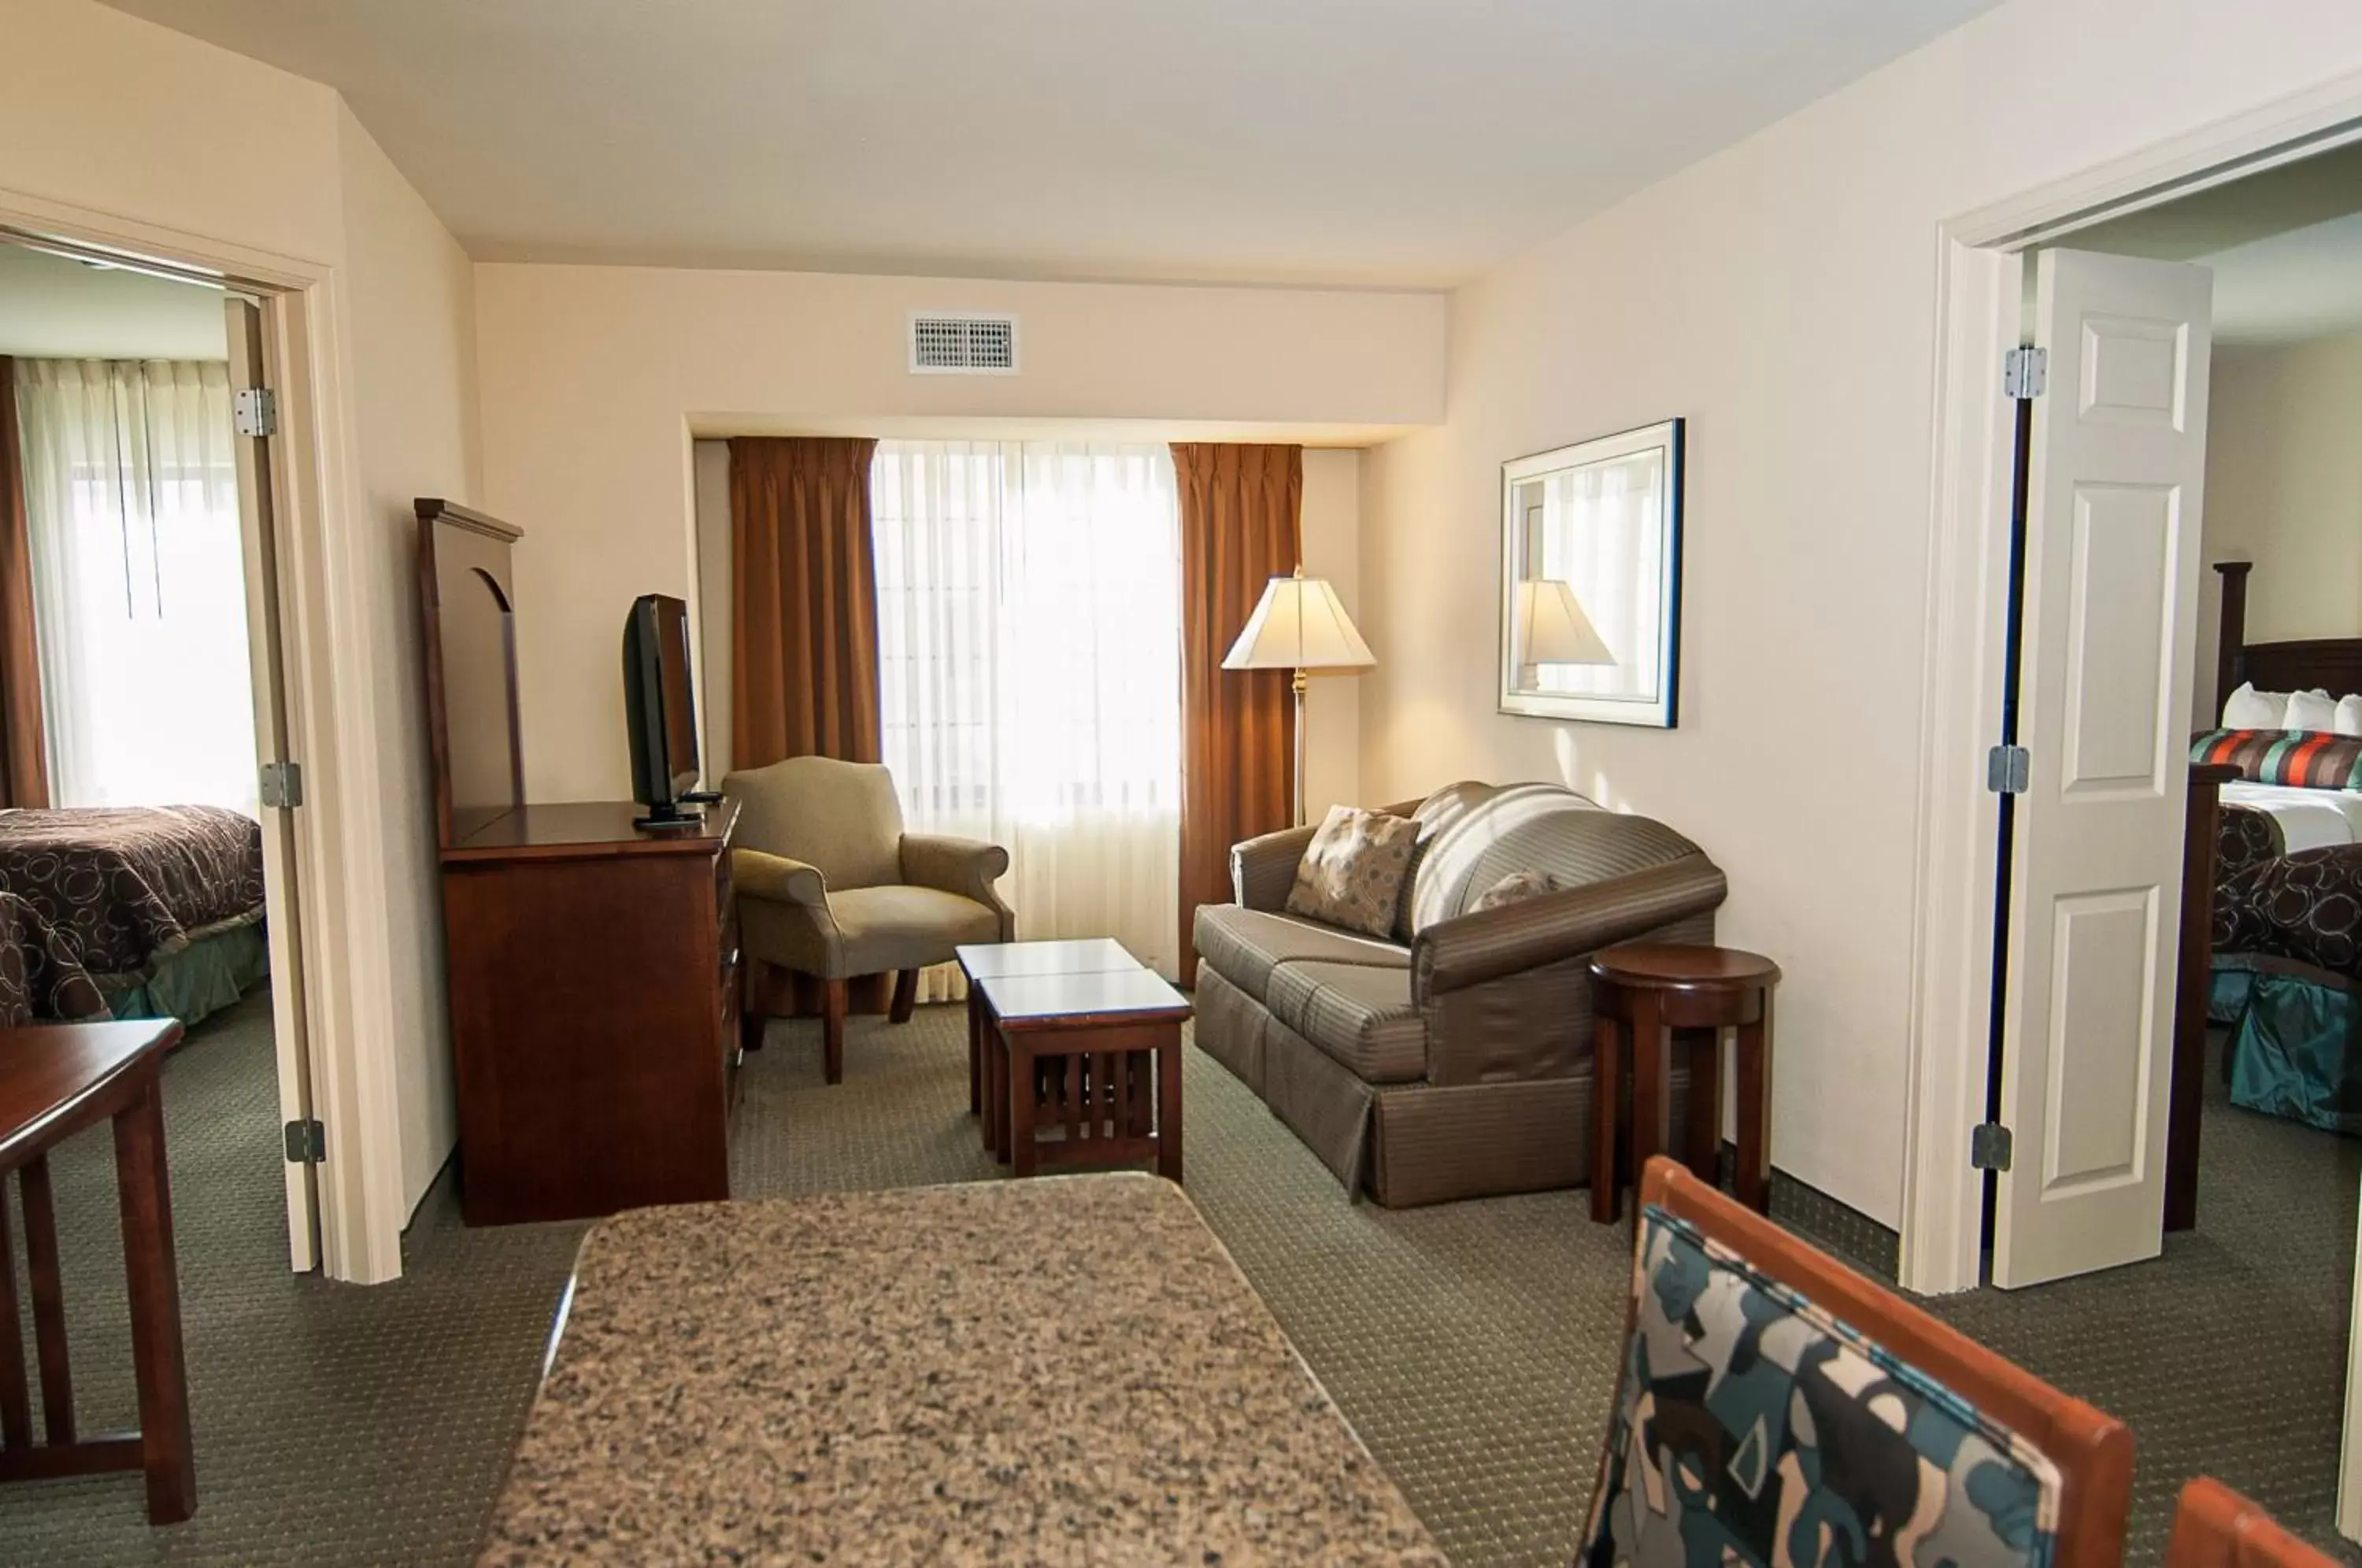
[[2194, 727, 2362, 790]]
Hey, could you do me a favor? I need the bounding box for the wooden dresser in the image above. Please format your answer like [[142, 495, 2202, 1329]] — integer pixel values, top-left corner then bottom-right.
[[440, 801, 743, 1225]]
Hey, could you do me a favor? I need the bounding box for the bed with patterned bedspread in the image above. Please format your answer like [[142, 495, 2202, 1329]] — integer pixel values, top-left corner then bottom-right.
[[0, 806, 268, 1026], [2210, 798, 2362, 1133]]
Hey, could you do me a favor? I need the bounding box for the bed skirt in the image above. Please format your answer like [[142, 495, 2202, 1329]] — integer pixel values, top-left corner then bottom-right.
[[2209, 960, 2362, 1136], [98, 920, 269, 1029]]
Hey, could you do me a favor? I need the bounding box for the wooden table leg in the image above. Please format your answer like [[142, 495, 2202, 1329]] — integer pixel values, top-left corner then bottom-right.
[[1010, 1040, 1039, 1178], [113, 1075, 194, 1525], [967, 989, 983, 1118], [1736, 990, 1775, 1214], [1591, 1013, 1622, 1224], [987, 1020, 1009, 1162], [0, 1184, 31, 1451], [1629, 989, 1669, 1210], [20, 1154, 74, 1443], [1682, 1029, 1723, 1185], [1156, 1026, 1183, 1182]]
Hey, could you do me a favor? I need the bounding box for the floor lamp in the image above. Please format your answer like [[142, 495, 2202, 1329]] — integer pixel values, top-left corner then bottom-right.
[[1222, 567, 1376, 826]]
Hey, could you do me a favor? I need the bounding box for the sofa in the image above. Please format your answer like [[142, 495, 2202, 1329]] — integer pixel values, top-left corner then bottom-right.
[[1191, 781, 1727, 1206]]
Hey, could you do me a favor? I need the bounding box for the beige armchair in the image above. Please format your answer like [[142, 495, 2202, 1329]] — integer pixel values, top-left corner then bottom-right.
[[724, 756, 1013, 1083]]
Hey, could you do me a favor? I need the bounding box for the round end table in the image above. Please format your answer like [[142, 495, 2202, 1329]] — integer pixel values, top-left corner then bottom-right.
[[1587, 943, 1781, 1224]]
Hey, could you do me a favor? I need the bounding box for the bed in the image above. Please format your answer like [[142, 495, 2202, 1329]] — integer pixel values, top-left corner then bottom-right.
[[2195, 560, 2362, 1133], [0, 804, 268, 1028]]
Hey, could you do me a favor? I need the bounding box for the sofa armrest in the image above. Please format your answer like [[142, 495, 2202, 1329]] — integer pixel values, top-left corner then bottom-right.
[[902, 833, 1016, 937], [733, 848, 829, 909], [1412, 855, 1728, 1000], [1231, 823, 1318, 911]]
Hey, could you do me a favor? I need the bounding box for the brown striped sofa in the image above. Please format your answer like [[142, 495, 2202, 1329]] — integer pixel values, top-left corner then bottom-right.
[[1192, 781, 1727, 1206]]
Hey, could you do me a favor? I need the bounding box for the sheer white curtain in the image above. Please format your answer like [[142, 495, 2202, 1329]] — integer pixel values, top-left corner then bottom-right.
[[871, 438, 1183, 993], [13, 360, 258, 812]]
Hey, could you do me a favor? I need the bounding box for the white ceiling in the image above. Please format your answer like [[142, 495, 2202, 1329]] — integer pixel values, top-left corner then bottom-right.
[[99, 0, 1997, 288], [0, 242, 226, 361]]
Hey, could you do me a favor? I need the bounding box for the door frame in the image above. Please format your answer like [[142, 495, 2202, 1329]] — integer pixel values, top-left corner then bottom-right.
[[0, 187, 413, 1285], [1904, 68, 2362, 1296]]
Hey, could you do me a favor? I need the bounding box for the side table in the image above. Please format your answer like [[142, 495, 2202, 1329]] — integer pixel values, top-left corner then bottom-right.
[[1589, 944, 1780, 1222]]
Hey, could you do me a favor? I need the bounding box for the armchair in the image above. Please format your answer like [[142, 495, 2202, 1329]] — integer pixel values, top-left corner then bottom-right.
[[724, 756, 1013, 1083]]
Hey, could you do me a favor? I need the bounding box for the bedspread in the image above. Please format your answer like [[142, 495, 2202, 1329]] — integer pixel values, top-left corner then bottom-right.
[[0, 806, 265, 982], [0, 889, 106, 1026]]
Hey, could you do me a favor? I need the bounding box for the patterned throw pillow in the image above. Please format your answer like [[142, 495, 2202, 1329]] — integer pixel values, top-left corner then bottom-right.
[[1583, 1206, 2061, 1568], [1286, 805, 1422, 940], [1469, 870, 1564, 912], [2194, 728, 2362, 790]]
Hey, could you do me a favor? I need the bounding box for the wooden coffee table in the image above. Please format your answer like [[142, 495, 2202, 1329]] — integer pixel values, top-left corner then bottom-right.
[[974, 965, 1190, 1182], [956, 939, 1136, 1133]]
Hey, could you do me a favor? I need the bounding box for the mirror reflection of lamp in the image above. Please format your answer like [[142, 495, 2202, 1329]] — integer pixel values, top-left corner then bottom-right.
[[1513, 578, 1615, 681]]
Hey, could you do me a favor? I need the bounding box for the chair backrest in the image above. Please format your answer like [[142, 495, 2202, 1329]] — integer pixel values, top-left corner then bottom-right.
[[1582, 1158, 2134, 1568], [721, 756, 905, 892], [2167, 1478, 2340, 1568]]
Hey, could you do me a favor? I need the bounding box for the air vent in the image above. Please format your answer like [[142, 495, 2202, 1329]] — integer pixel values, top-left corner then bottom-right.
[[910, 312, 1018, 375]]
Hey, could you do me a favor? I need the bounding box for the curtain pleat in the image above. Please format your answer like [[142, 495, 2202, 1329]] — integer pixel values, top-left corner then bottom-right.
[[1174, 442, 1301, 986], [0, 360, 47, 808], [729, 437, 883, 767]]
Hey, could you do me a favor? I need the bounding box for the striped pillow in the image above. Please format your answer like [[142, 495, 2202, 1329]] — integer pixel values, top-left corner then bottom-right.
[[2192, 728, 2362, 790]]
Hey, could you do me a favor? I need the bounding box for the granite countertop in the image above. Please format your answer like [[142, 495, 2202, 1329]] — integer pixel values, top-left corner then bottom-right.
[[479, 1173, 1447, 1566]]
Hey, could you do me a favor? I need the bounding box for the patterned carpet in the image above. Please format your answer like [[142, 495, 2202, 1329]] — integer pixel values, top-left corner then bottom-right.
[[8, 991, 2358, 1564]]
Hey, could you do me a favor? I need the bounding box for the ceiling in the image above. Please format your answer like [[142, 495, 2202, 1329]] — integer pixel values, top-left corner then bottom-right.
[[100, 0, 1997, 288], [0, 242, 226, 361], [2070, 142, 2362, 346]]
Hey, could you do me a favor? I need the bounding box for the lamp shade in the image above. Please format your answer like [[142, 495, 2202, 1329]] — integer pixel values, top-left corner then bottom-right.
[[1514, 579, 1614, 665], [1223, 571, 1375, 673]]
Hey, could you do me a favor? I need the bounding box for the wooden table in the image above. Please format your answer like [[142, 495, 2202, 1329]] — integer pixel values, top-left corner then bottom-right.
[[976, 965, 1190, 1182], [1589, 943, 1781, 1223], [477, 1178, 1446, 1564], [956, 937, 1137, 1135], [0, 1019, 194, 1523]]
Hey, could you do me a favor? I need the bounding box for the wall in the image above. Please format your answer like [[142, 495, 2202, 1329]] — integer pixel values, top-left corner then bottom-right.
[[1, 0, 484, 1247], [687, 438, 1364, 809], [474, 264, 1442, 801], [1358, 0, 2362, 1226], [334, 103, 483, 1215], [2195, 330, 2362, 723]]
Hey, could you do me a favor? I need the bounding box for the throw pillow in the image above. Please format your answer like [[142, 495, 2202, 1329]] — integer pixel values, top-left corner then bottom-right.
[[1582, 1205, 2062, 1568], [2286, 688, 2338, 733], [1469, 870, 1564, 912], [1286, 804, 1421, 940], [2222, 681, 2289, 730]]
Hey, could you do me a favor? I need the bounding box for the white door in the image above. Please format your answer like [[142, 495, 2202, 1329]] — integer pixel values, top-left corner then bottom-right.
[[1992, 247, 2212, 1289], [224, 296, 321, 1272]]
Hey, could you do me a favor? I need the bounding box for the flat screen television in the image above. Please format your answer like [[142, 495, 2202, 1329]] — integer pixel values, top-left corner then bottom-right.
[[622, 594, 711, 829]]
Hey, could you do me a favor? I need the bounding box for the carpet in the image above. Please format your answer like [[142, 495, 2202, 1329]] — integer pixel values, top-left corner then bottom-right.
[[8, 994, 2357, 1565]]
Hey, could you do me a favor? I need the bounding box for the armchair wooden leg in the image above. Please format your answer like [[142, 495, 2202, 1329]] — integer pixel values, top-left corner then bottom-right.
[[822, 978, 847, 1085], [741, 961, 771, 1052], [889, 969, 919, 1024]]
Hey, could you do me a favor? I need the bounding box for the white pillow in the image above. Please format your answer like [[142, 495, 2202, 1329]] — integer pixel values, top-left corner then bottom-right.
[[2337, 695, 2362, 738], [2287, 688, 2338, 733], [2222, 682, 2289, 730]]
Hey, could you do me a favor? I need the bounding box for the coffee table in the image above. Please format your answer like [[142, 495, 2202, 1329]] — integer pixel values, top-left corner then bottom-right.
[[956, 938, 1138, 1145], [972, 963, 1190, 1182]]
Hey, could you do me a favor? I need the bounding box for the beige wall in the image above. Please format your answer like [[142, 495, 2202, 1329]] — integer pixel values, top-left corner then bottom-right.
[[687, 438, 1364, 810], [1358, 0, 2362, 1227], [474, 264, 1442, 801], [2196, 331, 2362, 723], [3, 0, 483, 1233]]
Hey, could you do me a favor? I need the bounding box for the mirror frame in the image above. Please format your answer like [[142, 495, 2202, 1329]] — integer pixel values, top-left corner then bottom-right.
[[1496, 418, 1686, 727]]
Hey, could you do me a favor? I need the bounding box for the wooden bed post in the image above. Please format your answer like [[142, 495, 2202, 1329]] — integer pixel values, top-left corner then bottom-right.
[[2214, 560, 2252, 711]]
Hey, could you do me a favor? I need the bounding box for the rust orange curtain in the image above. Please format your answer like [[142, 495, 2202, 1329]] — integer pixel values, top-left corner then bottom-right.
[[1175, 442, 1301, 985], [0, 361, 46, 808], [730, 436, 883, 768]]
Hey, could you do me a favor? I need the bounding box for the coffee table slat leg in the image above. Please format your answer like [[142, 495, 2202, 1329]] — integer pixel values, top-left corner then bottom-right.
[[1011, 1041, 1039, 1178], [1157, 1026, 1183, 1183]]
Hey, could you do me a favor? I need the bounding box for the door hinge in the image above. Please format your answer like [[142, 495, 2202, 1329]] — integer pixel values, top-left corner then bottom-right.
[[283, 1118, 326, 1164], [258, 760, 302, 808], [1970, 1122, 2013, 1171], [233, 386, 279, 438], [2002, 346, 2047, 400], [1985, 744, 2031, 794]]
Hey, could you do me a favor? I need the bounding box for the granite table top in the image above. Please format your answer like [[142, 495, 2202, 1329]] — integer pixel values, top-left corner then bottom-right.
[[478, 1173, 1448, 1566]]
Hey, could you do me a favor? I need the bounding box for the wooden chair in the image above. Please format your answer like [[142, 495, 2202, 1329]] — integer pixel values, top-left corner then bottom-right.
[[2168, 1478, 2342, 1568], [1601, 1157, 2134, 1568]]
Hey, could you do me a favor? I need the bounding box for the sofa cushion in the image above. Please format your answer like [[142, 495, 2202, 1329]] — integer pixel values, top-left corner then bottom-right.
[[1286, 804, 1422, 939], [1409, 786, 1701, 932], [1390, 781, 1501, 942], [1470, 870, 1564, 912], [1264, 960, 1427, 1083], [1193, 905, 1409, 1000], [826, 885, 1003, 976]]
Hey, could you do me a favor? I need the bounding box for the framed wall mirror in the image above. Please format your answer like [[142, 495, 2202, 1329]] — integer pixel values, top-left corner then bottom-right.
[[1498, 418, 1685, 727]]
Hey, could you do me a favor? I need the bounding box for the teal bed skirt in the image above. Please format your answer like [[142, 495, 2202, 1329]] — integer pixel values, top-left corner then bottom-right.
[[2208, 963, 2362, 1137], [98, 920, 270, 1029]]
